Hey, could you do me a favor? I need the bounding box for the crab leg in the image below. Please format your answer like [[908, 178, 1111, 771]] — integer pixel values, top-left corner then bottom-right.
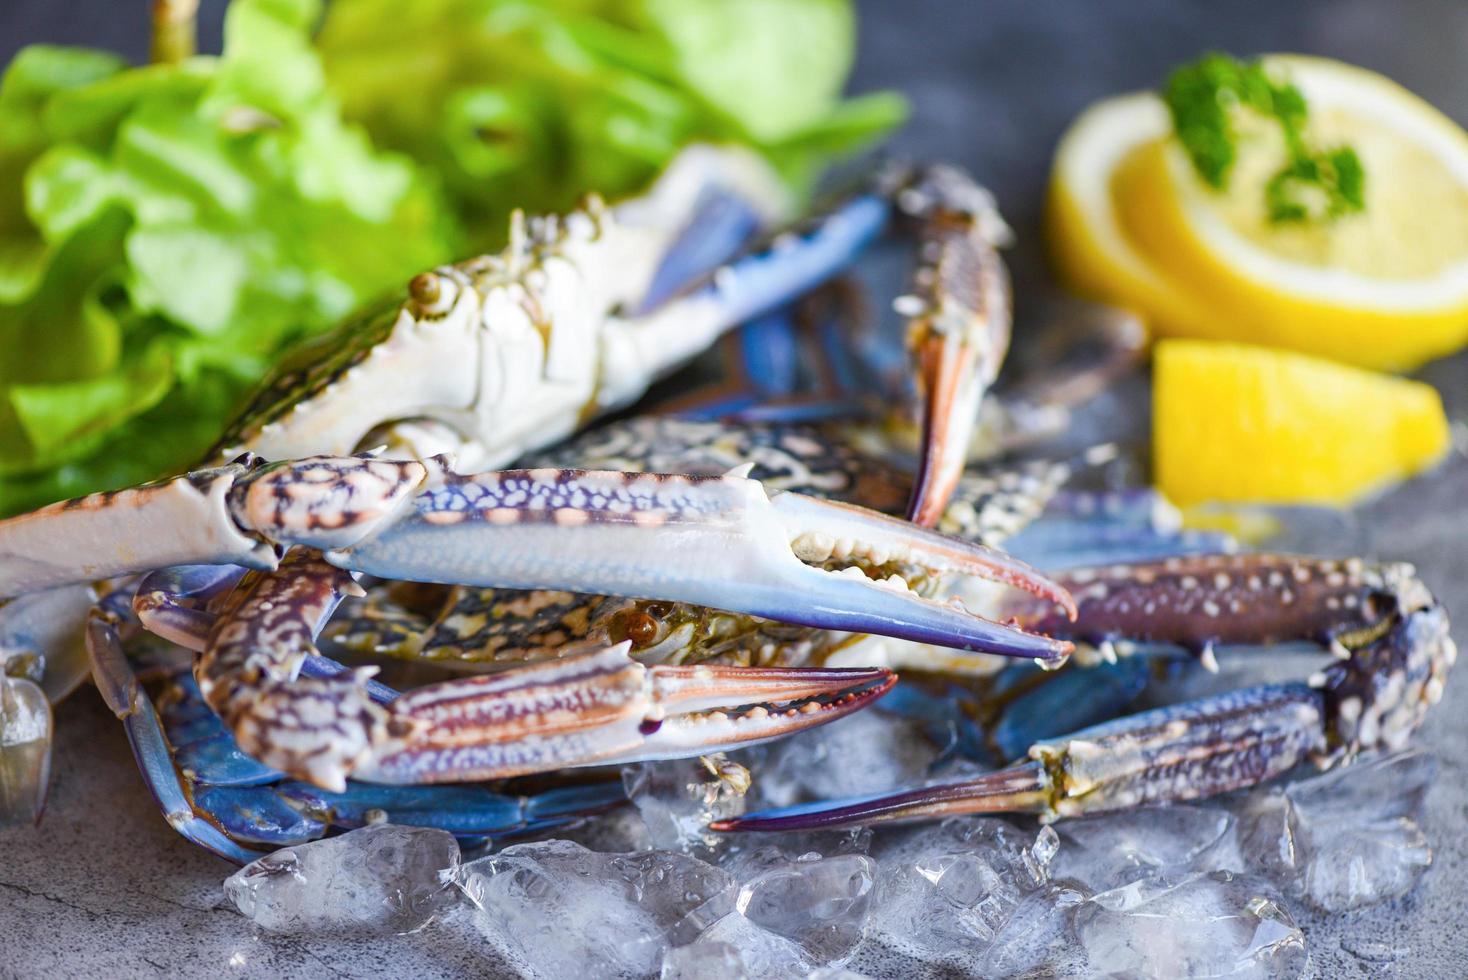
[[997, 555, 1426, 663], [197, 552, 898, 791], [355, 643, 897, 786], [715, 559, 1454, 831], [88, 613, 635, 861], [86, 605, 267, 864], [133, 565, 247, 651], [898, 166, 1014, 527]]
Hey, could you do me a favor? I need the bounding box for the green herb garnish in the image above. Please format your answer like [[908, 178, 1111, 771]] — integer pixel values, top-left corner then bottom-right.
[[1163, 52, 1365, 224]]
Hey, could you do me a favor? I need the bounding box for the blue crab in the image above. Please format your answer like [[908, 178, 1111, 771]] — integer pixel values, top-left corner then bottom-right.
[[0, 146, 1076, 855]]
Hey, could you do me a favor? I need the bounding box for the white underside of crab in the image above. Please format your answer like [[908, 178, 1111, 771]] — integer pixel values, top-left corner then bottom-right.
[[227, 144, 792, 472]]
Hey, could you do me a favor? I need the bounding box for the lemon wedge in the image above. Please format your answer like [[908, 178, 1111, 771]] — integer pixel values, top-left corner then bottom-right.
[[1048, 56, 1468, 371], [1154, 339, 1451, 506]]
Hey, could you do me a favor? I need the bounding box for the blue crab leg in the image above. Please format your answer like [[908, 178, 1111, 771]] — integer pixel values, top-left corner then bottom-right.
[[133, 565, 247, 650], [355, 646, 897, 786], [96, 610, 640, 859], [85, 609, 268, 864], [997, 555, 1423, 662], [715, 684, 1327, 830], [631, 186, 767, 316], [715, 566, 1453, 831], [153, 663, 628, 841], [135, 561, 398, 703], [190, 786, 328, 846], [0, 455, 1073, 660], [271, 780, 625, 837]]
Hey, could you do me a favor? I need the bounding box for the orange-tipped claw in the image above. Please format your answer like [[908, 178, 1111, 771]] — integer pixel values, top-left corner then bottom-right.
[[895, 166, 1013, 528], [354, 643, 898, 784]]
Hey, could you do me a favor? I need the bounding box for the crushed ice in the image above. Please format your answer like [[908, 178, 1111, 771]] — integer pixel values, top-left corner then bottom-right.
[[221, 714, 1438, 978], [224, 824, 461, 934]]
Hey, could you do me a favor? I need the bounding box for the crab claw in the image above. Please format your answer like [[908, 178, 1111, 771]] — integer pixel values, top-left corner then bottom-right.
[[909, 329, 1004, 528], [896, 166, 1013, 528], [355, 642, 896, 784], [308, 464, 1073, 662]]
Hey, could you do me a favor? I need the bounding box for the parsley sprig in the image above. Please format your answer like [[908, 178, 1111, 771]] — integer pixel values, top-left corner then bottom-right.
[[1163, 53, 1365, 224]]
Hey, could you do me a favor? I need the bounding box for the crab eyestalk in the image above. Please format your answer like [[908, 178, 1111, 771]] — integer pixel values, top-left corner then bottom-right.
[[714, 556, 1453, 832], [896, 167, 1014, 527]]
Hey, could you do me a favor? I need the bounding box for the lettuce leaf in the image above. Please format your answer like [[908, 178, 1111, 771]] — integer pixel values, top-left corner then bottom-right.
[[319, 0, 906, 246], [0, 0, 900, 515], [0, 0, 456, 514]]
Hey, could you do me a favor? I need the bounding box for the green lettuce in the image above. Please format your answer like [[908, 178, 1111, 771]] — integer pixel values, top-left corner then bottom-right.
[[0, 0, 902, 515], [0, 0, 456, 514], [319, 0, 906, 247]]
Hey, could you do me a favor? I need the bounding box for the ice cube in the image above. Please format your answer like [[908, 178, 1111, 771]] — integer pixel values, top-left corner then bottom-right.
[[715, 826, 873, 880], [659, 939, 745, 979], [735, 852, 876, 962], [686, 911, 816, 976], [752, 708, 937, 808], [0, 675, 50, 826], [975, 880, 1091, 979], [1227, 789, 1299, 883], [1053, 805, 1234, 890], [1287, 751, 1435, 912], [224, 825, 461, 934], [865, 817, 1059, 968], [1075, 870, 1307, 978], [557, 805, 654, 854], [459, 840, 735, 977], [623, 754, 751, 854]]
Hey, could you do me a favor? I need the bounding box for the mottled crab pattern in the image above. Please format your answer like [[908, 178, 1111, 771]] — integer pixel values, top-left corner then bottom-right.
[[321, 415, 1093, 673], [0, 145, 1078, 853], [0, 139, 1452, 860], [304, 406, 1455, 837], [717, 555, 1454, 831]]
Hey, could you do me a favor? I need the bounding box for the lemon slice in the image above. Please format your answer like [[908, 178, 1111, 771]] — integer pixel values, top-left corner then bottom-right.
[[1046, 93, 1229, 342], [1049, 56, 1468, 371], [1154, 339, 1450, 506]]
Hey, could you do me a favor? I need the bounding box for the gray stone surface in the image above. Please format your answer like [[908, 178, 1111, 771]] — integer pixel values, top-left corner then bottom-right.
[[2, 1, 1467, 977]]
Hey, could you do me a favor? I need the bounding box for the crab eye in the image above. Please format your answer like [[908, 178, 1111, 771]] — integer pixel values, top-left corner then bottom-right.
[[609, 607, 661, 647]]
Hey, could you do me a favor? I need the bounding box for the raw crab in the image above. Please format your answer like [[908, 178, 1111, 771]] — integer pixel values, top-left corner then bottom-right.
[[0, 146, 1075, 855], [716, 555, 1453, 831]]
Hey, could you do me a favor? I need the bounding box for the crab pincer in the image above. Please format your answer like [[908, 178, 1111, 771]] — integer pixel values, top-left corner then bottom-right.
[[713, 556, 1454, 832], [296, 459, 1074, 661], [0, 453, 1073, 661], [895, 166, 1015, 528], [195, 552, 897, 791]]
